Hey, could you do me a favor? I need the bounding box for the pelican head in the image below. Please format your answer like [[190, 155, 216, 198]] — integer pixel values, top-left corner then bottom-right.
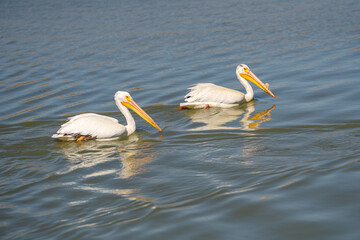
[[236, 64, 275, 98], [115, 91, 162, 131]]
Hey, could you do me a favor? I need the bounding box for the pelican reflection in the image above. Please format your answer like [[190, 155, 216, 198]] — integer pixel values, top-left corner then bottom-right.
[[183, 102, 276, 131], [55, 134, 157, 179]]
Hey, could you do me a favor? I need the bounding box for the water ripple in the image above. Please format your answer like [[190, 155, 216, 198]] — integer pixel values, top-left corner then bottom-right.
[[1, 0, 360, 239]]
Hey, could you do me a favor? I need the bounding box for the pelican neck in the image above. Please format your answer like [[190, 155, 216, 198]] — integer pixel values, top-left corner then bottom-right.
[[115, 97, 136, 136], [237, 74, 254, 102]]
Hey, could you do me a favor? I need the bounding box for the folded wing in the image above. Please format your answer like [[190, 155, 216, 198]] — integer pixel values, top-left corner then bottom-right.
[[52, 113, 126, 140], [184, 83, 245, 105]]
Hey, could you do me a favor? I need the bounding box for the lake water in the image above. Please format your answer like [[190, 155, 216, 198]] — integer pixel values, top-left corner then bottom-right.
[[1, 0, 360, 239]]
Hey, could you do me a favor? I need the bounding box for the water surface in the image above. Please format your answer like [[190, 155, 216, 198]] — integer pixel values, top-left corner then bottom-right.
[[1, 0, 360, 239]]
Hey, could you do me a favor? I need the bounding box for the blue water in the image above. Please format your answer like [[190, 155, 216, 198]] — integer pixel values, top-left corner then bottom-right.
[[1, 0, 360, 239]]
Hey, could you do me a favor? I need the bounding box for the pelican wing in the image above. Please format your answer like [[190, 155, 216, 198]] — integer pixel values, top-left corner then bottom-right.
[[66, 113, 119, 124], [52, 113, 126, 140], [184, 83, 245, 104]]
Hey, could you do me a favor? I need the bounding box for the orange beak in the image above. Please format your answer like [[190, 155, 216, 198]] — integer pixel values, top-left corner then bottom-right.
[[240, 70, 275, 98], [121, 99, 162, 131]]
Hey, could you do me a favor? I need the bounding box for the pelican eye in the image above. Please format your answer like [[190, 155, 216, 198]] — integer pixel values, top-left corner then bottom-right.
[[125, 95, 131, 101], [244, 68, 249, 73]]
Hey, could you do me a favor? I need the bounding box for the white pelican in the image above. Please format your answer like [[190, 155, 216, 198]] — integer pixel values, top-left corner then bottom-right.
[[52, 91, 162, 141], [179, 64, 275, 109]]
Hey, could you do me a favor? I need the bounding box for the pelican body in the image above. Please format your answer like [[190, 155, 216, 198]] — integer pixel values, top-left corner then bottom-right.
[[180, 64, 275, 109], [52, 91, 161, 141]]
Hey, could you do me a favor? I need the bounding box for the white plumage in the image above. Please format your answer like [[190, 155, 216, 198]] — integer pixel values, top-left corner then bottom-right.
[[52, 113, 125, 141], [183, 83, 246, 108], [180, 64, 275, 109], [52, 91, 161, 141]]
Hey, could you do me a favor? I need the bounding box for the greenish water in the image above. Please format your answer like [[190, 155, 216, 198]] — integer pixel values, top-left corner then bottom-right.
[[1, 0, 360, 239]]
